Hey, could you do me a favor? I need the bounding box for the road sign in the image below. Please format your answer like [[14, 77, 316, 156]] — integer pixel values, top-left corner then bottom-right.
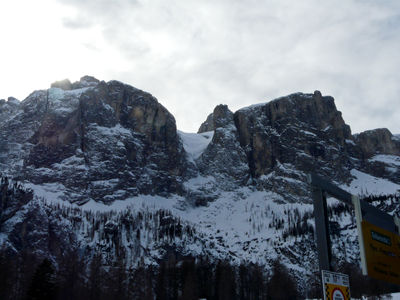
[[310, 173, 400, 286], [353, 197, 400, 285], [321, 270, 351, 300]]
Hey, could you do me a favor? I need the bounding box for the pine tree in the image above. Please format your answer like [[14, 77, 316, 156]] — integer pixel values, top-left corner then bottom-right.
[[266, 260, 298, 300], [26, 259, 58, 300], [180, 260, 198, 300], [214, 261, 237, 300], [57, 250, 86, 300], [87, 253, 104, 300]]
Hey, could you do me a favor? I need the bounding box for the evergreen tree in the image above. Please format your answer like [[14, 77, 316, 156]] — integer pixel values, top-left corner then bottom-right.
[[196, 257, 214, 300], [266, 260, 298, 300], [214, 261, 237, 300], [57, 250, 86, 300], [180, 260, 198, 300], [87, 253, 104, 300], [0, 247, 16, 300], [26, 259, 58, 300]]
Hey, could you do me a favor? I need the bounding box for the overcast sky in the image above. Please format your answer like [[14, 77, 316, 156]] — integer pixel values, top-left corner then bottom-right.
[[0, 0, 399, 134]]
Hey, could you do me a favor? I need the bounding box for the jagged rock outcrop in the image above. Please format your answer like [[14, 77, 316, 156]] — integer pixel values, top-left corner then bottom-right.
[[354, 128, 400, 158], [0, 97, 20, 125], [194, 91, 400, 201], [234, 91, 352, 174], [196, 105, 249, 189], [2, 78, 399, 205], [72, 75, 100, 89], [198, 112, 214, 133], [1, 80, 399, 298], [1, 76, 192, 204], [353, 128, 400, 183], [232, 91, 354, 201], [234, 91, 353, 196]]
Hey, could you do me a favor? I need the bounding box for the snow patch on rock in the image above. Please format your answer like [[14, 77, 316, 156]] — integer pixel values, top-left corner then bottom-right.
[[369, 154, 400, 167], [178, 130, 214, 161]]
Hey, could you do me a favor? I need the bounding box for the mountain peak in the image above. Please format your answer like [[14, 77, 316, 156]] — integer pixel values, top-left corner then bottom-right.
[[50, 75, 101, 91], [1, 78, 400, 298], [50, 78, 73, 90], [354, 128, 400, 158], [198, 104, 233, 133]]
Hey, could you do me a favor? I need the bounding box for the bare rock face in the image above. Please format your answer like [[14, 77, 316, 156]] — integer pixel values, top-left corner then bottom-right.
[[0, 97, 20, 124], [197, 104, 236, 133], [233, 91, 354, 201], [72, 75, 100, 89], [354, 128, 400, 158], [353, 128, 400, 183], [197, 105, 249, 188], [198, 112, 214, 133], [234, 91, 352, 176], [1, 77, 191, 204], [2, 79, 399, 205]]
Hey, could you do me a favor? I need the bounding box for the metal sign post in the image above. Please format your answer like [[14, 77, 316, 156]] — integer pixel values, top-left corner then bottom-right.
[[312, 186, 332, 271], [308, 174, 353, 272], [308, 173, 400, 288]]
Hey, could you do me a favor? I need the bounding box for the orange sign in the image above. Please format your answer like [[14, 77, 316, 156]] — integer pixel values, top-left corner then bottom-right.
[[361, 220, 400, 285]]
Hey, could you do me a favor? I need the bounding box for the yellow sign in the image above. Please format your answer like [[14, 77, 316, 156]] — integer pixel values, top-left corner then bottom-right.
[[361, 220, 400, 285], [322, 271, 351, 300]]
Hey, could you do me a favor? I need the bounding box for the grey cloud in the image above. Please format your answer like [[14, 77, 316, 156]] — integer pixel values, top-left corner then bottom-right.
[[57, 0, 400, 133]]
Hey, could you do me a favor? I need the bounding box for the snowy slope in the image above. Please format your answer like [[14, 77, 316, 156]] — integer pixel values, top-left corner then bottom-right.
[[26, 165, 400, 270], [178, 130, 214, 162], [346, 169, 400, 195], [1, 80, 400, 297]]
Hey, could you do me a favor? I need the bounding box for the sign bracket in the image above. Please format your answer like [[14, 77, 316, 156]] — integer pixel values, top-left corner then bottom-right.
[[308, 173, 400, 286]]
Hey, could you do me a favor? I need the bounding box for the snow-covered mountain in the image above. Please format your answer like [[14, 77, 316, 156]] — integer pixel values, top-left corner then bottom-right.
[[1, 76, 399, 297]]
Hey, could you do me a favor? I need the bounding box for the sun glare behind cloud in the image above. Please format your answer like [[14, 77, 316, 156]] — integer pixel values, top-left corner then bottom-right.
[[0, 0, 113, 100]]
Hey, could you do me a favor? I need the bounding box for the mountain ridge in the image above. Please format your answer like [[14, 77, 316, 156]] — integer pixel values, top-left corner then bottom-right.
[[0, 76, 399, 297]]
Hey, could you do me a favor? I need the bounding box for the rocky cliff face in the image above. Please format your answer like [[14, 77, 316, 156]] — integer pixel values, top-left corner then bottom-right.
[[227, 91, 353, 201], [234, 91, 352, 177], [354, 128, 400, 158], [197, 112, 214, 133], [196, 105, 249, 189], [0, 76, 191, 204], [353, 128, 400, 184], [1, 79, 399, 296], [196, 91, 400, 201], [1, 81, 399, 205]]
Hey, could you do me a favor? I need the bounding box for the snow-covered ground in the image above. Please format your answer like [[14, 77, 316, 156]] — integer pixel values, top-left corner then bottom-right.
[[24, 138, 400, 267], [389, 293, 400, 300], [11, 129, 400, 294], [345, 169, 400, 195], [369, 154, 400, 167]]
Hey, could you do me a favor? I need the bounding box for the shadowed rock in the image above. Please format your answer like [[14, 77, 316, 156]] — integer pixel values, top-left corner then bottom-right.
[[198, 112, 214, 133], [354, 128, 400, 158], [197, 104, 249, 189], [2, 77, 192, 203]]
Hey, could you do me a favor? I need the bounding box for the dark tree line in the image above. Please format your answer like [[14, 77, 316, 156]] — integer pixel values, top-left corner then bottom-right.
[[1, 174, 399, 299], [361, 193, 400, 204], [0, 245, 303, 300], [360, 193, 400, 217]]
